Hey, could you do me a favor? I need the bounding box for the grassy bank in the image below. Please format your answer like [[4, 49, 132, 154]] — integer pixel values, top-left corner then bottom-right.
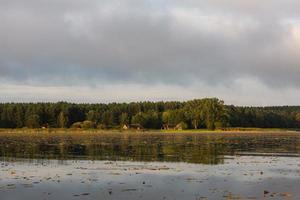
[[161, 127, 299, 133], [0, 127, 298, 136]]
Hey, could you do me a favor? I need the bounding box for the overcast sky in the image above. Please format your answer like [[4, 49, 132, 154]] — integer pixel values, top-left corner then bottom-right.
[[1, 0, 300, 105]]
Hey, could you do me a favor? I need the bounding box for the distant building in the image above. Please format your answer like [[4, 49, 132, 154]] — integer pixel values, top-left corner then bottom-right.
[[122, 124, 143, 130], [163, 123, 185, 130], [122, 124, 129, 130]]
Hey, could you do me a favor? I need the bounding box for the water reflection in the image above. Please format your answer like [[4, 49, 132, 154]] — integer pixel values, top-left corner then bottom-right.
[[1, 157, 300, 200], [0, 132, 300, 164]]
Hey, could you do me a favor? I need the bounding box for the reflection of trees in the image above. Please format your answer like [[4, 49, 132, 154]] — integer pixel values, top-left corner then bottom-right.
[[0, 133, 300, 165]]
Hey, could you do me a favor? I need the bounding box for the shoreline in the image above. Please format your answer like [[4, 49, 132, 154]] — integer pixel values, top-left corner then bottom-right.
[[0, 128, 299, 136]]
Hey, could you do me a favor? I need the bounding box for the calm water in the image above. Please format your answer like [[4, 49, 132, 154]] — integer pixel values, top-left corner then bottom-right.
[[0, 131, 300, 199]]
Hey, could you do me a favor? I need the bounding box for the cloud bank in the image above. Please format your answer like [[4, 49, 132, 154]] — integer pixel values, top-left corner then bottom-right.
[[1, 0, 300, 105]]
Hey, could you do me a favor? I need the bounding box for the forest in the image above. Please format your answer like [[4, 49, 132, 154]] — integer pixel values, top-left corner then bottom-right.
[[0, 98, 300, 130]]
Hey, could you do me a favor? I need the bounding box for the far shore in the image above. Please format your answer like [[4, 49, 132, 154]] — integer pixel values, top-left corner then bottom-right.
[[0, 127, 299, 136]]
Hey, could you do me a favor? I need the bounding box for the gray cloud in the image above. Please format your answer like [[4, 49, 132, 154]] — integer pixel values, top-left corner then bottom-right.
[[0, 0, 300, 104]]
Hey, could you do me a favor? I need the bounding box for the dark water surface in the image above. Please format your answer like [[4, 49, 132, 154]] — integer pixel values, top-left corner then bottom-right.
[[0, 131, 300, 199]]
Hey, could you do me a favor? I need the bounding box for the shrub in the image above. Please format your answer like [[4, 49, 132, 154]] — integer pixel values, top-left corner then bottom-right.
[[97, 124, 106, 129], [81, 120, 96, 129], [71, 122, 82, 128]]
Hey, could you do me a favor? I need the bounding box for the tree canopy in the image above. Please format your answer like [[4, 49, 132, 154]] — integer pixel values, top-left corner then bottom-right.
[[0, 98, 300, 130]]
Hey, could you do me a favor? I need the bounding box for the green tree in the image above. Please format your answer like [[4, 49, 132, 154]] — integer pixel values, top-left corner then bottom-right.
[[102, 111, 114, 127], [132, 111, 160, 129], [86, 110, 100, 123], [57, 111, 68, 128], [162, 111, 171, 129], [120, 113, 129, 126], [131, 112, 147, 127], [201, 98, 226, 130], [26, 114, 40, 128], [184, 100, 205, 129]]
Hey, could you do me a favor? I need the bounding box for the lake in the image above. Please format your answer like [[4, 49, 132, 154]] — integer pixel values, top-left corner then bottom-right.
[[0, 131, 300, 199]]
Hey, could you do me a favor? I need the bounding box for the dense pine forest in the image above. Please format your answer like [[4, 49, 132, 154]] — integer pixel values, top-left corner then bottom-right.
[[0, 98, 300, 130]]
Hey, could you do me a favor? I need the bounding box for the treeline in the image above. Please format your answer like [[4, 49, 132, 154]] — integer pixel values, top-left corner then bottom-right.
[[0, 98, 300, 130]]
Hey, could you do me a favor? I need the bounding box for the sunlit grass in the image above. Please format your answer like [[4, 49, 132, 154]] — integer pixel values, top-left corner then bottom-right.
[[0, 127, 298, 138]]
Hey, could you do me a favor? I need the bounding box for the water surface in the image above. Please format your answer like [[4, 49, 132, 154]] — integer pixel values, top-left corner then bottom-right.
[[0, 131, 299, 199]]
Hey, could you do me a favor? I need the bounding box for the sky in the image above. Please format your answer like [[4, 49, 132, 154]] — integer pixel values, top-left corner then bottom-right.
[[1, 0, 300, 106]]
